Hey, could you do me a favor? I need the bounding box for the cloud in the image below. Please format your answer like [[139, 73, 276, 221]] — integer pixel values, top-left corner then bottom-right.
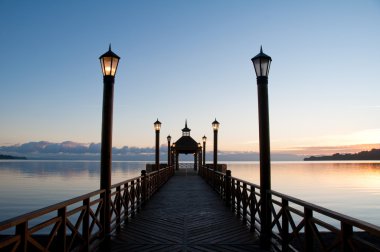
[[0, 141, 302, 161]]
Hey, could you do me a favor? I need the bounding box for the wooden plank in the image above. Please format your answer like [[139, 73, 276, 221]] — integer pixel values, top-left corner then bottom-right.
[[98, 168, 268, 251]]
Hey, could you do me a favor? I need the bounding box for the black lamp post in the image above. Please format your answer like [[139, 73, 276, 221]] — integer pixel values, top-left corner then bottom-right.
[[154, 119, 161, 170], [202, 135, 207, 166], [251, 46, 272, 249], [167, 135, 171, 166], [99, 45, 120, 237], [212, 119, 220, 171]]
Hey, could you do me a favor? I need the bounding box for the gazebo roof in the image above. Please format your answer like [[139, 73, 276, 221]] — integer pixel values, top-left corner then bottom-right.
[[173, 121, 199, 154], [174, 136, 198, 154]]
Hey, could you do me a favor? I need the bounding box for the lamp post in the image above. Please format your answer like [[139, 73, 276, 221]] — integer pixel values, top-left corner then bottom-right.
[[212, 119, 220, 171], [154, 119, 161, 170], [251, 46, 272, 249], [202, 135, 207, 166], [167, 135, 171, 166], [99, 45, 120, 237]]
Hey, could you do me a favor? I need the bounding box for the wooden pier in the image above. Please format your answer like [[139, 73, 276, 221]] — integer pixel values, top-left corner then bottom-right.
[[99, 168, 264, 251]]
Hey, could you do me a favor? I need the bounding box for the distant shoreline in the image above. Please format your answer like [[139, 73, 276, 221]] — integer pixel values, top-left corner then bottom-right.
[[0, 154, 27, 160], [304, 148, 380, 161]]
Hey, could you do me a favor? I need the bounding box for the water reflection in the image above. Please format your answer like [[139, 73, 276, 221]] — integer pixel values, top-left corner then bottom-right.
[[0, 161, 379, 226], [0, 160, 144, 221], [227, 161, 380, 226]]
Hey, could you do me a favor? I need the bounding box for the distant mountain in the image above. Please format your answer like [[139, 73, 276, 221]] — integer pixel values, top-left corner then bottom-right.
[[304, 148, 380, 161], [0, 141, 301, 161]]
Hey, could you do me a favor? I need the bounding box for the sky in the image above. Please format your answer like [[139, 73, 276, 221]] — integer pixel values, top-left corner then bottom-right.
[[0, 1, 380, 155]]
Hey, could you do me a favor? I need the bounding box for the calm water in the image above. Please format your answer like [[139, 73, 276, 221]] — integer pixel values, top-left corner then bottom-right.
[[0, 160, 379, 227]]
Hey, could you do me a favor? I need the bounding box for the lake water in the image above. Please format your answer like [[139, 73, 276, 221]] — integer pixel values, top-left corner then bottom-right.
[[0, 160, 379, 227]]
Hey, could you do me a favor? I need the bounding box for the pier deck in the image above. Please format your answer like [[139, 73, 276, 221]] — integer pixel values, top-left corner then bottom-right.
[[100, 169, 265, 251]]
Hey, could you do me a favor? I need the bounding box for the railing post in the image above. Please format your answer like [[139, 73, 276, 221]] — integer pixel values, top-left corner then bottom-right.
[[242, 183, 247, 224], [116, 185, 121, 232], [100, 191, 106, 240], [83, 198, 90, 251], [231, 178, 236, 214], [57, 207, 67, 252], [281, 198, 289, 252], [15, 222, 28, 252], [141, 170, 147, 206], [209, 168, 212, 186], [225, 170, 231, 207], [137, 178, 141, 212], [236, 180, 241, 219], [131, 180, 135, 218], [304, 207, 313, 252], [158, 169, 161, 188], [124, 182, 129, 223], [250, 186, 256, 232], [341, 222, 353, 252], [213, 169, 216, 190], [100, 189, 110, 243]]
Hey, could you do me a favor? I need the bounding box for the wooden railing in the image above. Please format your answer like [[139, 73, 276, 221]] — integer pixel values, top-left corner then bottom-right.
[[0, 165, 174, 252], [199, 165, 380, 251]]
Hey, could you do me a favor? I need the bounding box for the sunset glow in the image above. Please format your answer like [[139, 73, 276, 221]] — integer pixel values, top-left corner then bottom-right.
[[0, 1, 379, 156]]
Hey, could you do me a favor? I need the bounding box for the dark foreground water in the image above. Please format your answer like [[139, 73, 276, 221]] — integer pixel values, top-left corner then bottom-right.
[[0, 160, 379, 226]]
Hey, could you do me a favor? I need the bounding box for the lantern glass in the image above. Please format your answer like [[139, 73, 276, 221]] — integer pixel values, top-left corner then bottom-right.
[[202, 135, 207, 143], [167, 135, 172, 142], [99, 45, 120, 77], [101, 57, 119, 76], [253, 57, 271, 77], [212, 119, 220, 131], [251, 46, 272, 77], [154, 120, 161, 131]]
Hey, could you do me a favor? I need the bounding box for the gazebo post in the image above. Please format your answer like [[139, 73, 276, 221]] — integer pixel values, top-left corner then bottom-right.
[[198, 149, 202, 173], [176, 153, 179, 170], [194, 153, 197, 171]]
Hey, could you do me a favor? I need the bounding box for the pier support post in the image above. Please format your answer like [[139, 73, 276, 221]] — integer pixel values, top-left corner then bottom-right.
[[212, 119, 219, 171], [167, 135, 171, 167], [154, 119, 161, 171], [257, 75, 272, 249], [202, 135, 207, 166], [198, 150, 202, 173], [304, 207, 314, 251], [251, 47, 272, 249], [341, 222, 353, 251], [100, 75, 115, 238], [99, 46, 120, 240]]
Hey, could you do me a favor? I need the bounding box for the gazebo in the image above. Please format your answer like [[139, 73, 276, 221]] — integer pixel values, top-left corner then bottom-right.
[[171, 121, 202, 170]]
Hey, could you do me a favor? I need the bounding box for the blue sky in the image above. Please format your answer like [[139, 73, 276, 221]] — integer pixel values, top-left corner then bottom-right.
[[1, 1, 380, 155]]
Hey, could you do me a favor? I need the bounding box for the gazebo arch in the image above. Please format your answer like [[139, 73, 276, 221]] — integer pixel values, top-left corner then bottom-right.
[[171, 121, 202, 171]]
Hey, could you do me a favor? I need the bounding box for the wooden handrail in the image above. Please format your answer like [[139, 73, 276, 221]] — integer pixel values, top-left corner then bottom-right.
[[270, 189, 380, 235], [198, 165, 380, 251], [0, 165, 175, 252], [0, 189, 105, 230]]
